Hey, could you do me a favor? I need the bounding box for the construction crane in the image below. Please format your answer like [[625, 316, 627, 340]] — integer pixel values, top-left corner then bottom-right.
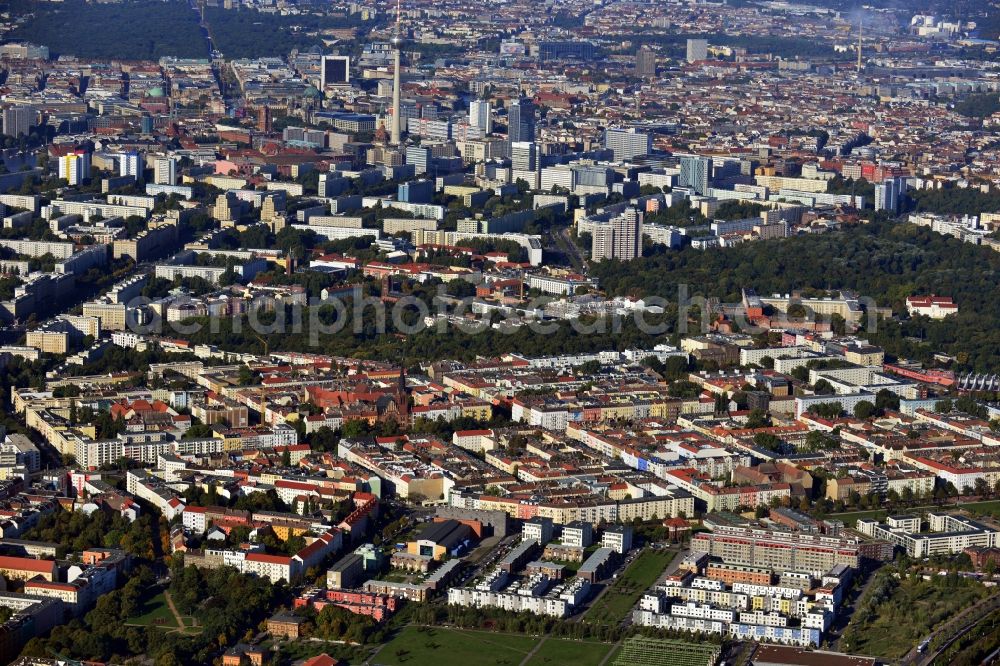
[[253, 332, 269, 358], [250, 333, 270, 424]]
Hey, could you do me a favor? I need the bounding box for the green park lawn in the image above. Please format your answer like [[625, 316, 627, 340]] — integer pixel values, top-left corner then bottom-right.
[[525, 638, 616, 666], [585, 550, 673, 624], [375, 626, 540, 666], [125, 591, 178, 628], [124, 590, 201, 635], [831, 500, 1000, 527]]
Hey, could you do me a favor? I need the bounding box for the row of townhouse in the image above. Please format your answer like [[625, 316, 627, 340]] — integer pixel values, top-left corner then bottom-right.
[[179, 489, 369, 542], [409, 397, 493, 424], [663, 468, 791, 512], [510, 392, 693, 430], [633, 608, 823, 647], [293, 587, 400, 622], [74, 423, 297, 469], [824, 466, 936, 502], [633, 601, 833, 646], [565, 426, 752, 496], [337, 438, 462, 501], [448, 488, 694, 526], [15, 387, 298, 464], [24, 551, 127, 616], [125, 470, 185, 520], [184, 527, 343, 584], [362, 558, 462, 603], [75, 436, 222, 470], [447, 574, 590, 618], [698, 481, 792, 513], [188, 465, 369, 509], [904, 452, 1000, 492], [648, 577, 837, 619]]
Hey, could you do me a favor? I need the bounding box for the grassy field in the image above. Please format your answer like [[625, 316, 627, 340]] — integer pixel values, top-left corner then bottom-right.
[[585, 549, 673, 624], [827, 508, 893, 527], [525, 638, 616, 666], [955, 500, 1000, 519], [831, 500, 1000, 527], [125, 592, 178, 628], [124, 591, 200, 635], [374, 626, 540, 666]]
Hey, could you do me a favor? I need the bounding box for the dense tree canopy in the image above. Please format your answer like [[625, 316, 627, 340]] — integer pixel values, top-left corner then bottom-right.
[[591, 219, 1000, 372], [9, 0, 206, 60]]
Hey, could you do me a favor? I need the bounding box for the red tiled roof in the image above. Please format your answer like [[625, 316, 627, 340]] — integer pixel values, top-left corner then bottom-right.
[[303, 655, 339, 666], [0, 555, 56, 573], [245, 553, 292, 565]]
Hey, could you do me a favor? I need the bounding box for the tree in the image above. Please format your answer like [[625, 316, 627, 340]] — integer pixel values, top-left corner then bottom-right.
[[53, 385, 82, 398], [804, 430, 837, 452], [935, 399, 954, 413], [875, 389, 900, 413], [955, 395, 989, 419], [183, 423, 215, 440], [237, 365, 257, 386], [753, 433, 781, 452], [807, 402, 844, 419], [281, 448, 292, 467], [668, 380, 701, 398], [830, 313, 847, 336], [745, 408, 770, 429], [813, 379, 835, 395], [787, 303, 808, 319], [340, 420, 369, 439], [853, 400, 877, 420], [975, 477, 990, 498], [791, 366, 810, 382], [310, 426, 338, 452]]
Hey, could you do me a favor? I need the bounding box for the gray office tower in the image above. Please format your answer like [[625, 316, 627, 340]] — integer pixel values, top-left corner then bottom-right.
[[679, 156, 712, 195], [605, 128, 652, 162], [508, 97, 536, 145], [635, 46, 656, 78]]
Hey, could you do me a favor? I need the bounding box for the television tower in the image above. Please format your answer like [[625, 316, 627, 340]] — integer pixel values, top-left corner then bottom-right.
[[856, 18, 863, 75], [390, 0, 404, 145]]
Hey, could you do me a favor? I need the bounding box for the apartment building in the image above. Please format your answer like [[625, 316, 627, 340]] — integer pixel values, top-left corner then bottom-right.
[[690, 525, 892, 575], [856, 513, 1000, 558]]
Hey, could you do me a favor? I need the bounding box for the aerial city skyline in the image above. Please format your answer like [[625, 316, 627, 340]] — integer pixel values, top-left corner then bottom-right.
[[0, 0, 998, 665]]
